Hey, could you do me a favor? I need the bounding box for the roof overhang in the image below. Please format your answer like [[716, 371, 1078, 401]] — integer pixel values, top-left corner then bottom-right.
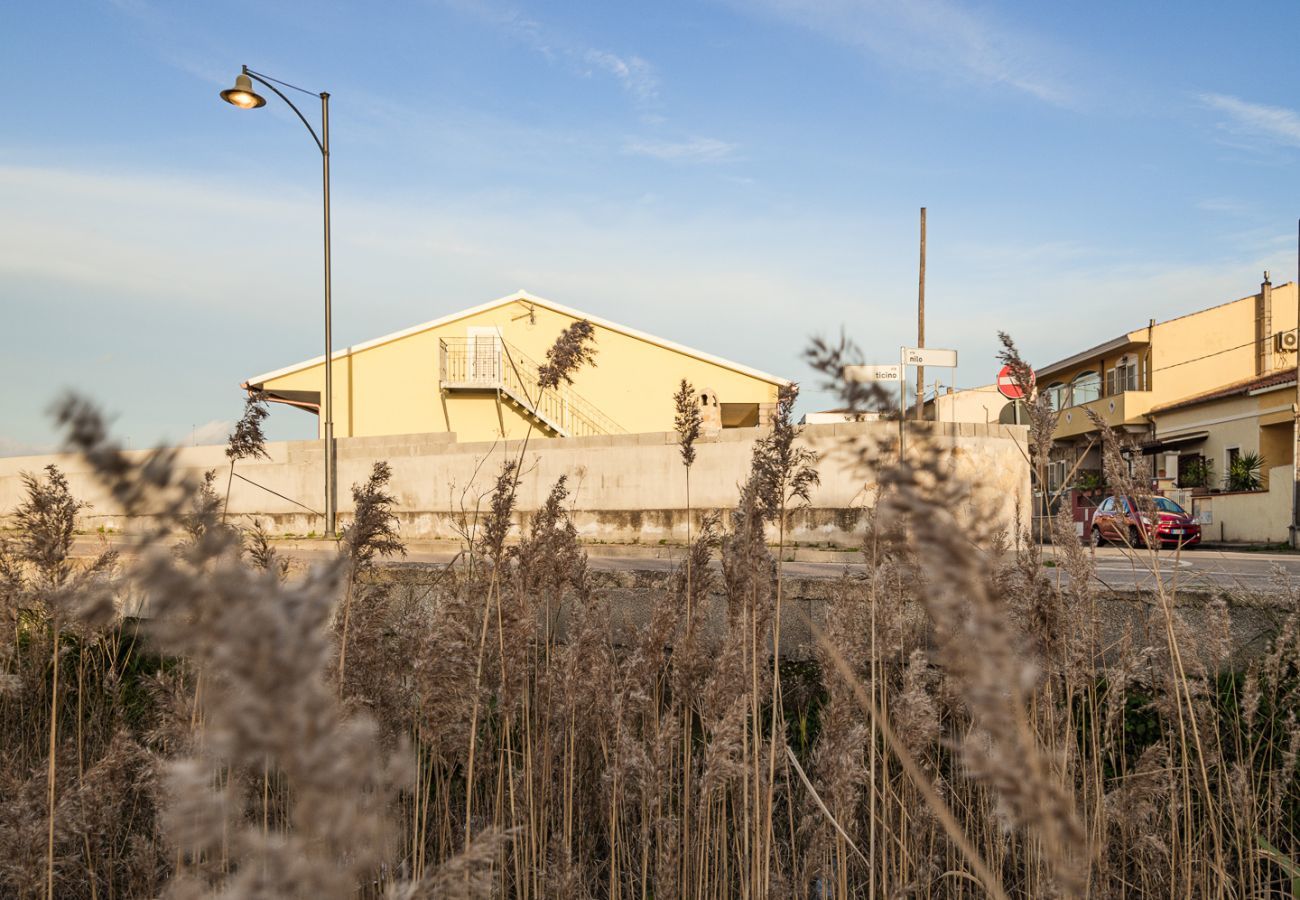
[[241, 385, 321, 414], [1036, 335, 1146, 380], [242, 289, 791, 390], [1140, 431, 1208, 455], [1249, 379, 1298, 396]]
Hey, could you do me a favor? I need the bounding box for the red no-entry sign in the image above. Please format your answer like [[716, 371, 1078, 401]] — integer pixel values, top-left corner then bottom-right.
[[997, 364, 1031, 400]]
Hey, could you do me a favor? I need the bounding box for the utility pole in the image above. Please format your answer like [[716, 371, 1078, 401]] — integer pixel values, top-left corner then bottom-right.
[[916, 207, 926, 421]]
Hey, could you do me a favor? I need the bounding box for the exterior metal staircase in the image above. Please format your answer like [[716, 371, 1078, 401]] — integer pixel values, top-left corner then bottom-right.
[[438, 336, 627, 438]]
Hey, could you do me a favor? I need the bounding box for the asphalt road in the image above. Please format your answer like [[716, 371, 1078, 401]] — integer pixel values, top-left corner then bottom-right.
[[1042, 544, 1300, 595], [69, 536, 1300, 594]]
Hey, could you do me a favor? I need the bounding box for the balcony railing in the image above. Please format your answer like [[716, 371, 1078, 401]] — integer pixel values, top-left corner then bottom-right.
[[439, 336, 627, 438], [1044, 365, 1148, 412]]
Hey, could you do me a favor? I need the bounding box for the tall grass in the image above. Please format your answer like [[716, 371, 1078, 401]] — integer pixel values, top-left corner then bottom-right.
[[2, 331, 1300, 897]]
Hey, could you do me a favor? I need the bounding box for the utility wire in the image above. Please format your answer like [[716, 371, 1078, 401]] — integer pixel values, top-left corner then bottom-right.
[[1151, 328, 1298, 373], [232, 472, 322, 516], [1044, 331, 1297, 380]]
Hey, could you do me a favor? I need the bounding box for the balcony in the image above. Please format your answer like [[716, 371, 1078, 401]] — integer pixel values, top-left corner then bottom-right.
[[1053, 390, 1154, 439]]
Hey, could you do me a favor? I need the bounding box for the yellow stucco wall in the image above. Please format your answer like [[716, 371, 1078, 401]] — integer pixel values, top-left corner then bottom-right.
[[1193, 465, 1294, 543], [1148, 285, 1298, 403], [252, 297, 783, 441], [927, 385, 1016, 424], [1156, 387, 1295, 488]]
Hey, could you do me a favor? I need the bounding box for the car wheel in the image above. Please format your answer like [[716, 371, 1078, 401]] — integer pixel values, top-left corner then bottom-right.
[[1090, 525, 1103, 546], [1128, 525, 1143, 548]]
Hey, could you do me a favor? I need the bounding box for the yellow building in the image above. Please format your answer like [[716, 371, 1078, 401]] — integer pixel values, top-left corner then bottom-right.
[[1148, 367, 1295, 488], [922, 384, 1021, 424], [243, 290, 786, 442], [1034, 275, 1298, 490], [1139, 367, 1297, 543]]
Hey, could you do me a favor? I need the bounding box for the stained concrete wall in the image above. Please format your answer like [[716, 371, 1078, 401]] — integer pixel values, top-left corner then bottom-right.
[[376, 565, 1290, 665], [0, 422, 1029, 547], [1190, 464, 1294, 544]]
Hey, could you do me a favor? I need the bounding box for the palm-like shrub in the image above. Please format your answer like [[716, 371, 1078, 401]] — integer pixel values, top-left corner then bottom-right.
[[1226, 451, 1264, 492]]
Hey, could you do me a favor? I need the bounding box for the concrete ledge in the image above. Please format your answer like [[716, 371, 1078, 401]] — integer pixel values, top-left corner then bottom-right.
[[373, 564, 1288, 664]]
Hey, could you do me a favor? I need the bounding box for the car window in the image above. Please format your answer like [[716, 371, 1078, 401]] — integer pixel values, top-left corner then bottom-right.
[[1154, 497, 1186, 515], [1098, 497, 1114, 513]]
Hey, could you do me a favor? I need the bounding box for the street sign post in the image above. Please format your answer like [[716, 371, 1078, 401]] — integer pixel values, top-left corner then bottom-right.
[[996, 363, 1031, 400], [898, 345, 958, 461], [845, 364, 902, 383], [996, 363, 1033, 425], [903, 346, 958, 369]]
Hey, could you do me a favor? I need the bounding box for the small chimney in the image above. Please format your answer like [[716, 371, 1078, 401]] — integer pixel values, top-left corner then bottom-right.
[[1257, 271, 1273, 375]]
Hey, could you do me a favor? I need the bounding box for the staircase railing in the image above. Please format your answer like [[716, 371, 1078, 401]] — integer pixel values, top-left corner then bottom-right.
[[439, 337, 627, 437]]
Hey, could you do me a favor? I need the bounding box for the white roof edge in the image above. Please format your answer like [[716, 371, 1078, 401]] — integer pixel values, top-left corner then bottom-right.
[[1035, 334, 1142, 380], [243, 289, 790, 387], [1248, 380, 1298, 397]]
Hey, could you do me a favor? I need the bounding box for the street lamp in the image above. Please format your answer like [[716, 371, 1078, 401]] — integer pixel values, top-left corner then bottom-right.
[[220, 65, 336, 536]]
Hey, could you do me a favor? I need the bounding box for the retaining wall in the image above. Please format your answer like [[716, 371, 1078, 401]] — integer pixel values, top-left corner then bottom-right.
[[0, 422, 1029, 546], [378, 565, 1290, 665]]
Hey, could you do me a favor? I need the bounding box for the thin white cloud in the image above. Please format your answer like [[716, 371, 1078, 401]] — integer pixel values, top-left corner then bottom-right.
[[584, 50, 658, 103], [1200, 93, 1300, 148], [729, 0, 1072, 105], [624, 136, 738, 163], [1195, 197, 1253, 216], [441, 0, 659, 104], [189, 419, 234, 446]]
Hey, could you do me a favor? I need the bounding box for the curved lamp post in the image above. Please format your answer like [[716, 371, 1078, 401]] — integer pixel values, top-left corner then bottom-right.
[[220, 65, 336, 536]]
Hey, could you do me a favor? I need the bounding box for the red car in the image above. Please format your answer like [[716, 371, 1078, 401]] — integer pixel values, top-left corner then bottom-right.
[[1090, 495, 1201, 548]]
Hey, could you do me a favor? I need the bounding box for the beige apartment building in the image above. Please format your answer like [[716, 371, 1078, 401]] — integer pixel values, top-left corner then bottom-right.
[[1145, 366, 1298, 542], [1035, 275, 1298, 498]]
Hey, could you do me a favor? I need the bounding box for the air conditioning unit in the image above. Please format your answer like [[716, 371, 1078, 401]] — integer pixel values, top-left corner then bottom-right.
[[1276, 331, 1299, 352]]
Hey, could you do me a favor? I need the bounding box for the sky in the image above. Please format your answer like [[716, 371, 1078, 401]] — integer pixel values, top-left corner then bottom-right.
[[3, 0, 1299, 453]]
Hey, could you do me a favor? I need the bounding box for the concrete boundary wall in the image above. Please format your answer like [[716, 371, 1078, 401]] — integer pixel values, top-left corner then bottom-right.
[[1190, 464, 1293, 544], [375, 565, 1288, 665], [0, 422, 1030, 546]]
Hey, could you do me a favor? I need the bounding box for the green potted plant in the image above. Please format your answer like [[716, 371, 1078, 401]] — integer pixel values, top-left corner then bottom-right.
[[1074, 470, 1105, 494], [1179, 456, 1213, 492], [1226, 451, 1264, 492]]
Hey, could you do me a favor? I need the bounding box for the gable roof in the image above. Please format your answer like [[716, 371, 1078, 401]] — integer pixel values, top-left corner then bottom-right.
[[243, 289, 789, 388], [1149, 366, 1298, 414]]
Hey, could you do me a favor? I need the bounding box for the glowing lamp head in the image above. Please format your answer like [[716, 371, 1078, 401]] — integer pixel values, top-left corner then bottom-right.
[[220, 73, 265, 109]]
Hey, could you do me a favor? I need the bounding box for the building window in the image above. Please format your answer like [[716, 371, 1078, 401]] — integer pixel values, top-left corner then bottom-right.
[[1106, 358, 1139, 395], [1047, 459, 1067, 493], [1226, 446, 1240, 479], [1070, 370, 1102, 406], [1043, 381, 1066, 411]]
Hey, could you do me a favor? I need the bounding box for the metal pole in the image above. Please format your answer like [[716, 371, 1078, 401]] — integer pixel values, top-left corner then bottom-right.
[[916, 207, 926, 421], [898, 346, 906, 463], [321, 92, 336, 537]]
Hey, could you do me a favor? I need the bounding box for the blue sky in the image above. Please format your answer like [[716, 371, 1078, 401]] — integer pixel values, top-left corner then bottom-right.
[[3, 0, 1299, 452]]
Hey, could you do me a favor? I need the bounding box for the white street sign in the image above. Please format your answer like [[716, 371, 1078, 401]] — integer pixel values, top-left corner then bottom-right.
[[845, 364, 901, 383], [902, 346, 957, 368]]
